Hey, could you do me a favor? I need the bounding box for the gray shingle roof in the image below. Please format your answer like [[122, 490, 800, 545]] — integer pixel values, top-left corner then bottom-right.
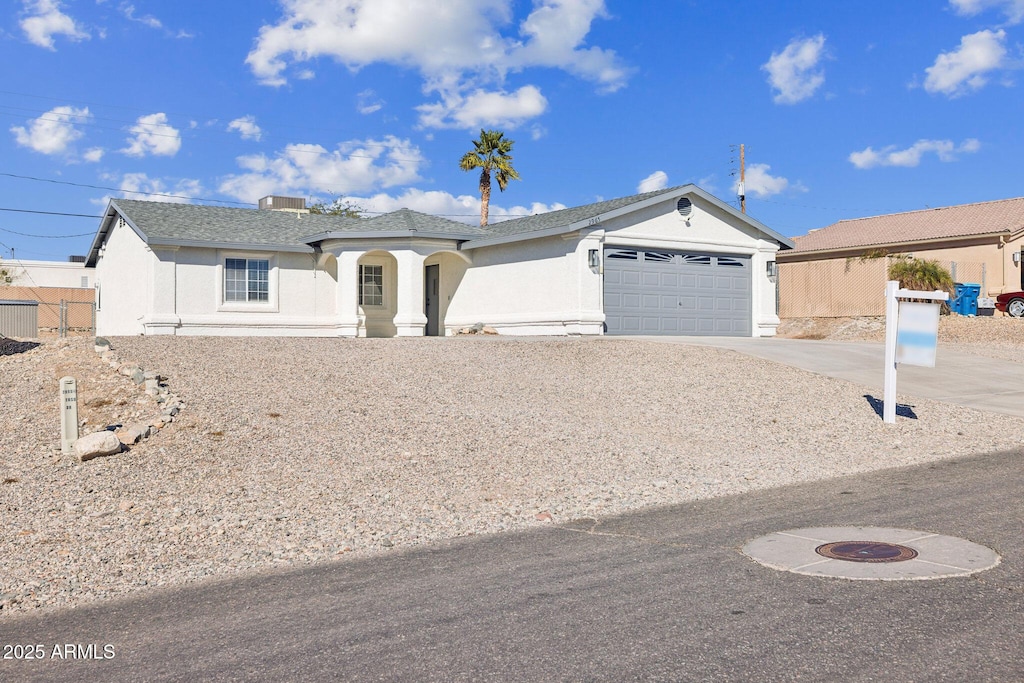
[[482, 186, 688, 237], [360, 208, 487, 236], [111, 199, 362, 247], [90, 185, 790, 266]]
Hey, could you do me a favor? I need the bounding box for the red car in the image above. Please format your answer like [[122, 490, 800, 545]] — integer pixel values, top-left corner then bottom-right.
[[996, 291, 1024, 317]]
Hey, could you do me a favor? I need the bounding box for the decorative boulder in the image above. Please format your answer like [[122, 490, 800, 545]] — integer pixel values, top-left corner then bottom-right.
[[73, 431, 123, 462]]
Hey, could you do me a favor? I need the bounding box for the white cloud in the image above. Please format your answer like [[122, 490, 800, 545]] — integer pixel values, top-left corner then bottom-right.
[[118, 173, 202, 202], [924, 29, 1007, 97], [637, 171, 668, 193], [218, 136, 425, 203], [83, 147, 104, 162], [734, 163, 805, 198], [119, 3, 162, 29], [246, 0, 626, 87], [227, 115, 263, 141], [10, 105, 91, 155], [349, 187, 566, 225], [118, 2, 193, 38], [20, 0, 89, 50], [91, 173, 205, 206], [357, 89, 384, 115], [696, 174, 719, 195], [848, 138, 981, 169], [416, 86, 547, 129], [121, 113, 182, 157], [244, 0, 628, 128], [949, 0, 1024, 23], [762, 35, 827, 104], [506, 0, 630, 94]]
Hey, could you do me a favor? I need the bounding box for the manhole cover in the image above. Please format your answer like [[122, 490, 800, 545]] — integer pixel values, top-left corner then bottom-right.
[[815, 541, 918, 563]]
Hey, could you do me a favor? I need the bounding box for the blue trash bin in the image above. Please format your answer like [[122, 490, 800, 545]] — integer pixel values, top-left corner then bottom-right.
[[952, 283, 980, 316]]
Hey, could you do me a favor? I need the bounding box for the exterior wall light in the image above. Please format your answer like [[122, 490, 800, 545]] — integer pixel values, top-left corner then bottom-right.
[[766, 261, 778, 277], [1014, 251, 1022, 264], [588, 249, 600, 268]]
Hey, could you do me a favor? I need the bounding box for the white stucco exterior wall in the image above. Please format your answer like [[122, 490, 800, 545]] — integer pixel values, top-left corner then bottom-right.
[[446, 233, 604, 335], [160, 248, 341, 336], [95, 218, 155, 336], [8, 260, 94, 289]]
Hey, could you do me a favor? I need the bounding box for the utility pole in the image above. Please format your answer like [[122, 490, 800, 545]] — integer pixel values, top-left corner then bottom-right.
[[738, 143, 746, 214]]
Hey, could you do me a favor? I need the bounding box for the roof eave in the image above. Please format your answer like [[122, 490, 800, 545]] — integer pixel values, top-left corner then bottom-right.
[[461, 185, 795, 250], [85, 199, 151, 266], [302, 230, 479, 244], [783, 229, 1014, 258], [146, 237, 314, 253]]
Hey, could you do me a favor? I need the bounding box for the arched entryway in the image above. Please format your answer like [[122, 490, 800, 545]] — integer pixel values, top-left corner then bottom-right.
[[423, 251, 470, 336]]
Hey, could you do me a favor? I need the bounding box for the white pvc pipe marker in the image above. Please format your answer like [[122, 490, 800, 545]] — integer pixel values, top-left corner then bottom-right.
[[60, 376, 79, 454]]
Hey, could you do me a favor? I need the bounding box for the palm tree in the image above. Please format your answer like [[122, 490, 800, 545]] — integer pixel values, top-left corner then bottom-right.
[[459, 129, 521, 227]]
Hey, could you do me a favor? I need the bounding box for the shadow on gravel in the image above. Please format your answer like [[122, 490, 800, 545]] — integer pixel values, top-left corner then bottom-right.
[[864, 394, 918, 420], [0, 336, 40, 356]]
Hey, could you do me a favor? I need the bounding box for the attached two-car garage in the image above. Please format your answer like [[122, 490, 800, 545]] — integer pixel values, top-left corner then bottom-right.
[[603, 247, 752, 336]]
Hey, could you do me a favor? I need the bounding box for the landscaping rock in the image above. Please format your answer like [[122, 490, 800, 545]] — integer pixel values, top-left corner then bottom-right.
[[73, 431, 122, 462]]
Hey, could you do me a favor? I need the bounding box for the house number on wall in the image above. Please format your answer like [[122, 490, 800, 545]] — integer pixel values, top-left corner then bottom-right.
[[588, 216, 601, 226]]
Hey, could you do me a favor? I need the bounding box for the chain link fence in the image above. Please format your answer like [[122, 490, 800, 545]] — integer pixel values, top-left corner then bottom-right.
[[59, 300, 96, 337], [779, 257, 987, 318]]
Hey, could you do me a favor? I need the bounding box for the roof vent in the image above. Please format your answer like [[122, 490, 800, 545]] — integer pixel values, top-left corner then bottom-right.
[[676, 197, 693, 217], [68, 255, 86, 263], [258, 196, 307, 212]]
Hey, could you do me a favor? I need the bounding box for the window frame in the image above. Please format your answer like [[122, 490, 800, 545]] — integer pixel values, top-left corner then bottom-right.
[[225, 257, 270, 303], [217, 252, 279, 312], [358, 263, 385, 308]]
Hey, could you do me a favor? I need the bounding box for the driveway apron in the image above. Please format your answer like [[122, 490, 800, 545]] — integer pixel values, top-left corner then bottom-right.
[[623, 336, 1024, 418]]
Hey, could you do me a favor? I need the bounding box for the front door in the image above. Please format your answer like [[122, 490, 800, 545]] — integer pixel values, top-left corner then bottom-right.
[[425, 264, 440, 336]]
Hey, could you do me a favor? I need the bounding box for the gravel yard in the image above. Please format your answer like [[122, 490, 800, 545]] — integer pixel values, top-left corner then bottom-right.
[[778, 315, 1024, 362], [2, 333, 1023, 617]]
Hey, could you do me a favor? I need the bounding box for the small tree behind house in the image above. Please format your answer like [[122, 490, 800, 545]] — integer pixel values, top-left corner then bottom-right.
[[308, 195, 363, 218]]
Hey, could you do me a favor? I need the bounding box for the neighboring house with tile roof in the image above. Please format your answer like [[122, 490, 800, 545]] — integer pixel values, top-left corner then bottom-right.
[[86, 185, 793, 337], [777, 197, 1024, 317]]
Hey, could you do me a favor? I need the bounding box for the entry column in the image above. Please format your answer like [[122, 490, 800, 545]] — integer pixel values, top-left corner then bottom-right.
[[393, 249, 427, 336], [336, 250, 364, 337]]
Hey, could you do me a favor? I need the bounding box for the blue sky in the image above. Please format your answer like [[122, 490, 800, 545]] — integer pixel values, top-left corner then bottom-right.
[[2, 0, 1023, 261]]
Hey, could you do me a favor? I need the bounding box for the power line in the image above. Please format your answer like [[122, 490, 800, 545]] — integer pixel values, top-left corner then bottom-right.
[[0, 207, 101, 218], [0, 173, 543, 218], [0, 226, 96, 238], [0, 172, 255, 206]]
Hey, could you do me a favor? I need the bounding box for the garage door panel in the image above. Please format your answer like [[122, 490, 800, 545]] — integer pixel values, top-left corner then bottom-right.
[[604, 247, 751, 337], [622, 293, 641, 308], [642, 294, 661, 309]]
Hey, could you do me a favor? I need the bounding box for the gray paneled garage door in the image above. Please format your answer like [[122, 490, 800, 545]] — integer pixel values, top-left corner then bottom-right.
[[603, 248, 751, 336]]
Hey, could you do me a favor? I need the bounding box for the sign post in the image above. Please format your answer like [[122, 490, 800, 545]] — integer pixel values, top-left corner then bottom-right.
[[883, 281, 949, 424]]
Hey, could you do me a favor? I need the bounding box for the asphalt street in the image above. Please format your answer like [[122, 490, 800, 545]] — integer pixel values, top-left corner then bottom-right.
[[2, 448, 1021, 682]]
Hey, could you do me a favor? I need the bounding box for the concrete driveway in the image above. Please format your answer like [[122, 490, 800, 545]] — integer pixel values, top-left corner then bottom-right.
[[623, 337, 1024, 418]]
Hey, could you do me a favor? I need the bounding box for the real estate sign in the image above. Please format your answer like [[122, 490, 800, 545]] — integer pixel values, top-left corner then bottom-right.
[[895, 301, 940, 368]]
